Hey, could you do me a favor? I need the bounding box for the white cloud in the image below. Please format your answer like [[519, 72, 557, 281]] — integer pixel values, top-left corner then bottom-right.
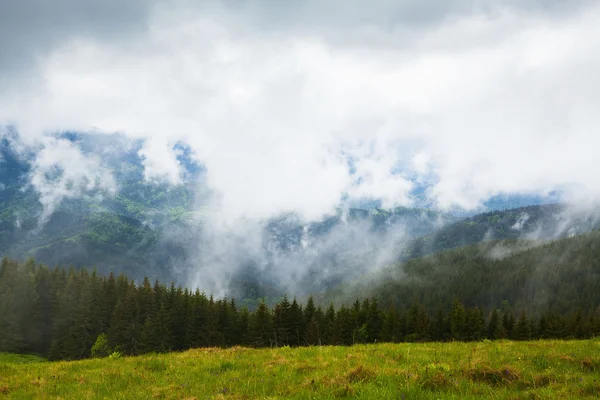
[[138, 137, 183, 185], [1, 1, 599, 222], [29, 138, 117, 222], [511, 212, 530, 231]]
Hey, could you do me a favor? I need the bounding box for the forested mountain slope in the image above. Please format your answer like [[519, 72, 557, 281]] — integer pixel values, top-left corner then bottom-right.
[[401, 203, 600, 260], [1, 133, 453, 291], [2, 132, 599, 298], [0, 133, 198, 282], [326, 231, 600, 315]]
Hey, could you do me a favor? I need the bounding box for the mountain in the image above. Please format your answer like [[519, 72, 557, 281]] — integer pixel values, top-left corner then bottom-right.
[[323, 230, 600, 314], [0, 132, 455, 290], [401, 203, 600, 260], [0, 132, 199, 281], [1, 131, 599, 300]]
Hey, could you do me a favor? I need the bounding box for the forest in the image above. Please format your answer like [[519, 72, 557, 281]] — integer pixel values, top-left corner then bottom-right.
[[2, 240, 600, 361], [328, 230, 600, 314]]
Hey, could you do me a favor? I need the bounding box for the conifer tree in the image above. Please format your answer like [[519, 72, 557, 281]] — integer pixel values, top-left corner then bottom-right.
[[406, 303, 430, 341], [249, 300, 272, 347], [190, 289, 208, 348], [537, 314, 549, 338], [323, 303, 336, 346], [289, 298, 305, 346], [108, 286, 143, 355], [273, 295, 292, 346], [432, 308, 448, 341], [305, 316, 321, 346], [168, 284, 187, 350], [382, 305, 403, 343], [33, 264, 55, 354], [366, 298, 383, 343], [502, 311, 515, 339], [236, 306, 250, 345], [138, 277, 155, 323], [487, 309, 506, 340], [200, 295, 223, 347], [465, 307, 485, 341], [449, 298, 466, 340], [143, 303, 173, 353], [65, 269, 101, 359], [98, 272, 117, 334], [334, 306, 354, 345], [514, 311, 531, 340], [304, 296, 317, 326], [49, 271, 81, 360], [0, 259, 27, 353]]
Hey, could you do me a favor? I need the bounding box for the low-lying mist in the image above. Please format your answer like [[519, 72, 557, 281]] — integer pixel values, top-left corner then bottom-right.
[[2, 131, 600, 304]]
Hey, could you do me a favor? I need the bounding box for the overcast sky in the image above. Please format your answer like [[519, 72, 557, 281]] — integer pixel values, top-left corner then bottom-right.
[[1, 0, 599, 220]]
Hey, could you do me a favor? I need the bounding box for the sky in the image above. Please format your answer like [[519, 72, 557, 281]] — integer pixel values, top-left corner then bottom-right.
[[1, 0, 599, 222]]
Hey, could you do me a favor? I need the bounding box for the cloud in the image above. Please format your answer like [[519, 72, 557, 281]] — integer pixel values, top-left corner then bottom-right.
[[1, 0, 600, 222], [29, 138, 117, 222], [138, 137, 183, 185], [0, 0, 151, 87], [511, 213, 530, 231]]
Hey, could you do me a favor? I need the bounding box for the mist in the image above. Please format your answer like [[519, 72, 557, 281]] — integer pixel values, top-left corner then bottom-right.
[[2, 1, 600, 301]]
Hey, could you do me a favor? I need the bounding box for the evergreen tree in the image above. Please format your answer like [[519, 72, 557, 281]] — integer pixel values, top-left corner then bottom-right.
[[406, 303, 430, 342], [108, 286, 143, 355], [273, 296, 292, 346], [190, 289, 208, 348], [49, 271, 81, 360], [138, 277, 155, 323], [65, 270, 101, 359], [0, 259, 27, 353], [334, 306, 354, 345], [366, 298, 383, 343], [449, 299, 466, 341], [465, 307, 485, 341], [502, 311, 516, 339], [537, 314, 549, 338], [143, 303, 173, 353], [98, 272, 117, 334], [304, 296, 317, 327], [249, 300, 272, 347], [168, 284, 187, 350], [235, 306, 250, 346], [200, 295, 224, 347], [545, 312, 567, 338], [514, 311, 531, 341], [487, 309, 506, 340], [323, 304, 336, 346], [289, 298, 305, 346], [432, 308, 448, 342], [382, 305, 404, 343], [305, 316, 321, 346]]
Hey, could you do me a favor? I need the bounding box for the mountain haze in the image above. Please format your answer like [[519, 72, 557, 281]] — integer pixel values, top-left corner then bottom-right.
[[1, 132, 599, 300]]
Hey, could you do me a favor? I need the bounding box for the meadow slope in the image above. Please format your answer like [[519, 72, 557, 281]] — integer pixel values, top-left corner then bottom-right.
[[1, 340, 599, 399]]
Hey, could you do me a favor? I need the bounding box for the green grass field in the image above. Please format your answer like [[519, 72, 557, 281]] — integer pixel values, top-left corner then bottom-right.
[[1, 340, 599, 399]]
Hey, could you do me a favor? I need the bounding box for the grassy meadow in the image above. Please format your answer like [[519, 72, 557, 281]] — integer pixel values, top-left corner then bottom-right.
[[1, 340, 599, 399]]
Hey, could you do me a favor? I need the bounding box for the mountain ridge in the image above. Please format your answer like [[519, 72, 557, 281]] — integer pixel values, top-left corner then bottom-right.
[[1, 132, 598, 298]]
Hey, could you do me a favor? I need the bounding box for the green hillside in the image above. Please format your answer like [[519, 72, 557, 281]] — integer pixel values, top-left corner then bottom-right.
[[1, 341, 599, 399]]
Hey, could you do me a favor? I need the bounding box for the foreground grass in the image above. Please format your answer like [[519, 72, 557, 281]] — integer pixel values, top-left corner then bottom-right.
[[1, 340, 599, 399]]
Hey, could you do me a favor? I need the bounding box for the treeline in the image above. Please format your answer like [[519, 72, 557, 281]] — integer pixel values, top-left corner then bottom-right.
[[2, 258, 600, 361]]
